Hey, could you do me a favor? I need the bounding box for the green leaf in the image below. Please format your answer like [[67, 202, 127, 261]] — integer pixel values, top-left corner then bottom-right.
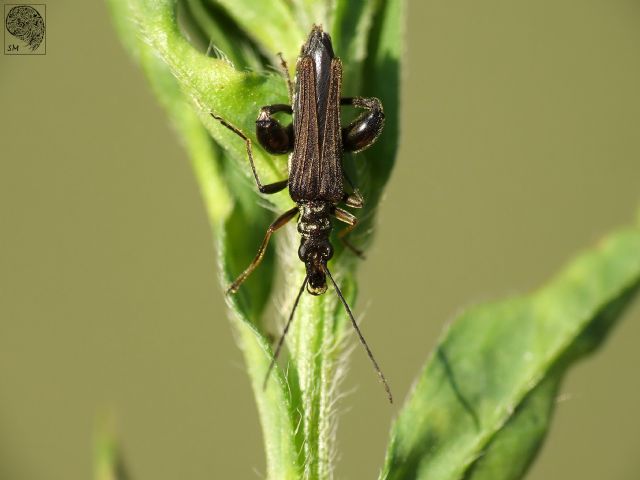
[[382, 223, 640, 480], [209, 0, 304, 63], [93, 417, 130, 480], [108, 2, 299, 478], [181, 0, 264, 70], [330, 0, 379, 92]]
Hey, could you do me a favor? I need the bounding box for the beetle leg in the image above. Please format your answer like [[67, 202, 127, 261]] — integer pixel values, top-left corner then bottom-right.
[[342, 190, 364, 209], [334, 207, 365, 259], [227, 207, 298, 294], [341, 167, 364, 208], [256, 104, 295, 155], [210, 113, 288, 194], [340, 96, 385, 153]]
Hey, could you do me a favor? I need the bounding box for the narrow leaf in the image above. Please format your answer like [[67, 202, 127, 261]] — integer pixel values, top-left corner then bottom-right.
[[107, 2, 300, 478], [383, 223, 640, 480], [93, 418, 130, 480], [211, 0, 305, 65]]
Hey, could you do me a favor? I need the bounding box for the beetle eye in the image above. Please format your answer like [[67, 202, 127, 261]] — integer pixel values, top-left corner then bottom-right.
[[298, 242, 309, 261]]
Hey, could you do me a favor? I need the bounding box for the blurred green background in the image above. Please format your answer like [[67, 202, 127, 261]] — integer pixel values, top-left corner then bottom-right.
[[1, 1, 639, 479]]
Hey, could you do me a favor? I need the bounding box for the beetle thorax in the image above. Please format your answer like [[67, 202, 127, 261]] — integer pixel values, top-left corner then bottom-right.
[[297, 201, 333, 239]]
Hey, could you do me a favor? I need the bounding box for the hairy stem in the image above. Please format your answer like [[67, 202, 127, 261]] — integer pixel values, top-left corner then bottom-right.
[[108, 0, 402, 477]]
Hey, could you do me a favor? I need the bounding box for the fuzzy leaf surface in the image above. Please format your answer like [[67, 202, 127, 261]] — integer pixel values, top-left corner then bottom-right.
[[383, 223, 640, 480]]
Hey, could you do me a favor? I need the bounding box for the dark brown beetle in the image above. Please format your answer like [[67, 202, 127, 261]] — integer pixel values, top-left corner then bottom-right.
[[212, 26, 391, 402]]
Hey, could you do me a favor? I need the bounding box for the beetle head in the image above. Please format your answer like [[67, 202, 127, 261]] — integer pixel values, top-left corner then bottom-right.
[[299, 239, 333, 295]]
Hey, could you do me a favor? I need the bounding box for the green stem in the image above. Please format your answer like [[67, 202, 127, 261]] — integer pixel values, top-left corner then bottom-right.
[[108, 1, 402, 477]]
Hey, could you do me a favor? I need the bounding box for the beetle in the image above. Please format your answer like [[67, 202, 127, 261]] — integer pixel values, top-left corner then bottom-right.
[[211, 25, 391, 403]]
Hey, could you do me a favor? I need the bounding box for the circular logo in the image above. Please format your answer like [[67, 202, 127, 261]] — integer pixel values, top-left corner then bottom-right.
[[5, 5, 45, 51]]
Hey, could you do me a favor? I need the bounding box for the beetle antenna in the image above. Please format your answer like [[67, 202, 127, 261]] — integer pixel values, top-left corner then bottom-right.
[[323, 265, 393, 404], [263, 275, 308, 390]]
